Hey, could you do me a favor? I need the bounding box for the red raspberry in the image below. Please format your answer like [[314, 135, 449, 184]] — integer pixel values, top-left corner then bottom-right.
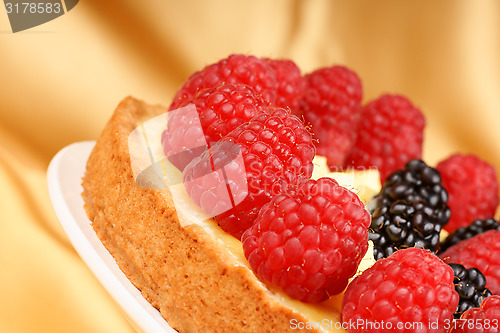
[[344, 94, 426, 183], [439, 230, 500, 295], [436, 154, 499, 233], [298, 65, 363, 168], [342, 248, 459, 333], [161, 103, 207, 171], [242, 177, 370, 303], [182, 108, 315, 239], [264, 58, 305, 112], [171, 54, 278, 107], [453, 295, 500, 333], [163, 83, 269, 170]]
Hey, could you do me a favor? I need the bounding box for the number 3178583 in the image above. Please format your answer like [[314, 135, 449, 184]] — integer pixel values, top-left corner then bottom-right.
[[5, 2, 62, 14]]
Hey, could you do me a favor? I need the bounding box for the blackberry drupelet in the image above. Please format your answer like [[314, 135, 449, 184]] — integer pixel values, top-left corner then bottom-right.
[[441, 218, 500, 253], [448, 263, 492, 319], [369, 159, 450, 260]]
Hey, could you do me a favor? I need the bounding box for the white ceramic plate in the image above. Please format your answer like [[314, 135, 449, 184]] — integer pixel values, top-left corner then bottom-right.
[[47, 141, 176, 333]]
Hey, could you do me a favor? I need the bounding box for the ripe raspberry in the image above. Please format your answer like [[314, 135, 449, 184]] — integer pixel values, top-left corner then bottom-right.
[[436, 154, 499, 233], [171, 54, 278, 107], [298, 65, 363, 168], [163, 83, 269, 170], [264, 58, 305, 112], [341, 248, 459, 333], [453, 296, 500, 333], [440, 230, 500, 295], [242, 177, 370, 303], [161, 103, 207, 171], [344, 94, 426, 183], [182, 108, 315, 239]]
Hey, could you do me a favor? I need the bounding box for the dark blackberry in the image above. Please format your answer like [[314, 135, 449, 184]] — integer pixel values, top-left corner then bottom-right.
[[441, 218, 500, 253], [369, 159, 450, 260], [448, 263, 492, 319]]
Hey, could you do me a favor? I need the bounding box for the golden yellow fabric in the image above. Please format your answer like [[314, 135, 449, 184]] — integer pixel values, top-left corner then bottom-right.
[[1, 0, 499, 332]]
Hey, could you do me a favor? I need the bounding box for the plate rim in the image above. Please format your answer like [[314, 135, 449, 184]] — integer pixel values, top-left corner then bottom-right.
[[47, 141, 176, 333]]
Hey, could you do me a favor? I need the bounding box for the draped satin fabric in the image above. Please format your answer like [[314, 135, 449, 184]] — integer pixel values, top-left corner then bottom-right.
[[1, 1, 499, 332]]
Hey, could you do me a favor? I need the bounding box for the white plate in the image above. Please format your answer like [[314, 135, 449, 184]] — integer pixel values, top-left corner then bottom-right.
[[47, 141, 176, 333]]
